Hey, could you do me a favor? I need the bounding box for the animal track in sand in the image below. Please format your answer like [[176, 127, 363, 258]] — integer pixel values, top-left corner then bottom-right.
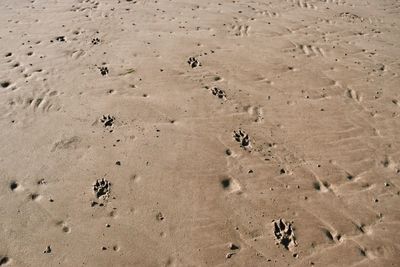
[[228, 21, 250, 37], [51, 136, 81, 151], [91, 37, 100, 44], [69, 0, 99, 13], [210, 87, 226, 100], [100, 115, 115, 128], [93, 178, 111, 199], [55, 36, 65, 42], [273, 219, 297, 250], [233, 129, 252, 150], [299, 44, 325, 57], [8, 90, 60, 113], [11, 97, 45, 111], [187, 57, 201, 68], [346, 88, 362, 103], [98, 66, 109, 76], [338, 12, 364, 23], [288, 0, 317, 9]]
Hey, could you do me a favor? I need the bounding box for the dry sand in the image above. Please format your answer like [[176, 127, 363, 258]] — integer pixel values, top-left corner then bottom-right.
[[0, 0, 400, 266]]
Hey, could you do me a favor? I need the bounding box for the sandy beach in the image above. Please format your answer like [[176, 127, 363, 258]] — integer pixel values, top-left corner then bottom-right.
[[0, 0, 399, 266]]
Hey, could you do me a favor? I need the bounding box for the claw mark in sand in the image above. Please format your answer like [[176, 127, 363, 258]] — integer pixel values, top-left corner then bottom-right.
[[8, 90, 60, 113], [229, 23, 250, 37], [346, 88, 362, 103], [273, 219, 297, 250], [210, 87, 226, 100], [93, 178, 111, 200], [51, 136, 81, 151], [299, 44, 325, 57], [287, 0, 317, 9], [233, 129, 252, 150]]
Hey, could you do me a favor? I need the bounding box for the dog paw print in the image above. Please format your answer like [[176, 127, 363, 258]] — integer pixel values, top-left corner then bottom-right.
[[92, 38, 101, 45], [211, 87, 226, 100], [233, 129, 251, 150], [100, 115, 115, 128], [273, 219, 297, 250], [93, 178, 111, 200], [187, 57, 201, 68], [98, 66, 109, 76]]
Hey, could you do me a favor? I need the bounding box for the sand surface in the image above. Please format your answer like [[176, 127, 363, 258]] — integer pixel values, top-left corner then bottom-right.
[[1, 0, 400, 266]]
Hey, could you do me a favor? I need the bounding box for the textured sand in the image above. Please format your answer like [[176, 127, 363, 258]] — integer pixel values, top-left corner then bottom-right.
[[0, 0, 400, 266]]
